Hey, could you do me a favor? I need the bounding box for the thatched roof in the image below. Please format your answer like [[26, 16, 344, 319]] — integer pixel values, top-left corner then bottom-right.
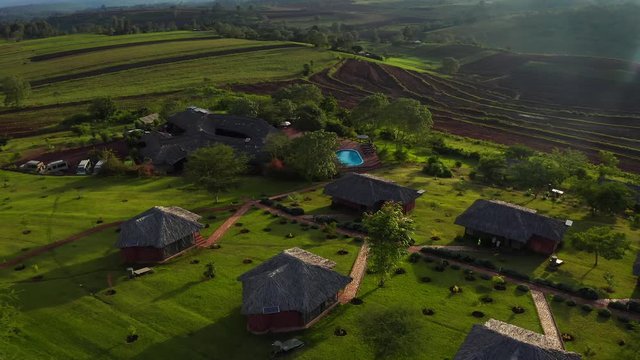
[[454, 319, 582, 360], [455, 200, 569, 244], [634, 252, 640, 276], [238, 248, 352, 315], [116, 206, 203, 248], [324, 172, 424, 208], [140, 107, 277, 167]]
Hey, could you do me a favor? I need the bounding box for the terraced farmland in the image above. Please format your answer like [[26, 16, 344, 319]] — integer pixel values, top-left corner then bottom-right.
[[235, 58, 640, 172]]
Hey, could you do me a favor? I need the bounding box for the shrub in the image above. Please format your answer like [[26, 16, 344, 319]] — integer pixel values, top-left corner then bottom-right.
[[608, 301, 628, 311], [628, 301, 640, 314], [449, 285, 463, 294], [422, 156, 453, 178], [395, 268, 406, 275], [501, 269, 530, 281], [566, 300, 577, 307], [471, 311, 484, 318], [408, 253, 421, 263], [450, 264, 460, 270], [597, 309, 612, 318], [480, 274, 491, 281], [421, 276, 432, 283], [516, 284, 529, 293], [422, 308, 435, 316], [512, 306, 525, 314], [239, 228, 250, 234], [350, 298, 363, 305], [577, 287, 599, 300], [581, 304, 593, 312], [434, 265, 445, 272], [553, 295, 566, 303], [480, 296, 493, 303]]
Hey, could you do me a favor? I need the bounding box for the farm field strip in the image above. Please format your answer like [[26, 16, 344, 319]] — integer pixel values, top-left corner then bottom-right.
[[30, 43, 308, 87]]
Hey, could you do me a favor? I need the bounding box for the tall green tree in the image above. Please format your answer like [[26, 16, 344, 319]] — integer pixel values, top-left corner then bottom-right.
[[349, 93, 389, 131], [440, 57, 460, 74], [575, 180, 634, 214], [597, 150, 620, 178], [382, 98, 433, 149], [89, 97, 117, 122], [293, 103, 326, 131], [504, 144, 534, 160], [363, 202, 414, 287], [285, 130, 338, 181], [227, 97, 258, 118], [571, 226, 629, 266], [264, 132, 291, 160], [185, 144, 248, 203], [510, 155, 567, 195], [273, 84, 323, 105], [2, 76, 31, 107], [549, 148, 589, 178], [476, 154, 507, 184]]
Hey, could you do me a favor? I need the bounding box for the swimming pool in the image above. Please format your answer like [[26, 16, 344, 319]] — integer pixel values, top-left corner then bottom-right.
[[336, 149, 364, 167]]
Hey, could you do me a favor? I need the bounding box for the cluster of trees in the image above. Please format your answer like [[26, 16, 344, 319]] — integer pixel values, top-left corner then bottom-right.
[[0, 20, 59, 40], [1, 76, 31, 107], [474, 145, 635, 215]]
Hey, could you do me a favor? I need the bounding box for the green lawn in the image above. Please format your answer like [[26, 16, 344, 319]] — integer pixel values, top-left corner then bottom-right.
[[550, 300, 640, 359], [0, 209, 360, 359], [0, 170, 308, 260]]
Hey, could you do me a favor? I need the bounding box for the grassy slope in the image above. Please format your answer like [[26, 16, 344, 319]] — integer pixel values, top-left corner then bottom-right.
[[0, 170, 308, 260], [26, 47, 337, 106]]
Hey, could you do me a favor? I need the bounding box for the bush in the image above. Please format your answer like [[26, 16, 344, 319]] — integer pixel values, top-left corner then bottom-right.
[[598, 309, 612, 318], [408, 253, 421, 263], [450, 264, 460, 270], [566, 300, 577, 307], [516, 284, 529, 292], [552, 295, 566, 303], [628, 301, 640, 314], [577, 287, 599, 300], [501, 269, 530, 281], [395, 268, 406, 275], [608, 301, 628, 311], [422, 156, 453, 178], [581, 304, 593, 312]]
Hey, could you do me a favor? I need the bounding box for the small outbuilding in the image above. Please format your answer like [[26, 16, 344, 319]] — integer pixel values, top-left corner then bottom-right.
[[116, 206, 203, 263], [324, 172, 424, 213], [238, 247, 352, 334], [455, 199, 570, 255], [454, 319, 582, 360]]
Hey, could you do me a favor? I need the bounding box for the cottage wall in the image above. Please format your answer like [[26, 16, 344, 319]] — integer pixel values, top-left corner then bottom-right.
[[527, 235, 558, 255], [247, 311, 304, 334]]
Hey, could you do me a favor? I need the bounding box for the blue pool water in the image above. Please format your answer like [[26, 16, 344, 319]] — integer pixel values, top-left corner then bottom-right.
[[336, 149, 364, 167]]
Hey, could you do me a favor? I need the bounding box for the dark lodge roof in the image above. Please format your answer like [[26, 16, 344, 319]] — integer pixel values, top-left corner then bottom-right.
[[634, 252, 640, 276], [455, 200, 569, 244], [454, 319, 582, 360], [140, 107, 277, 166], [237, 248, 352, 315], [324, 172, 424, 208], [116, 206, 203, 248]]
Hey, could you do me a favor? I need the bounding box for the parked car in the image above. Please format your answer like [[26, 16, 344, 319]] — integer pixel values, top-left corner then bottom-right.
[[271, 339, 304, 357], [76, 159, 92, 175], [92, 160, 105, 175], [19, 160, 45, 174], [45, 160, 69, 174]]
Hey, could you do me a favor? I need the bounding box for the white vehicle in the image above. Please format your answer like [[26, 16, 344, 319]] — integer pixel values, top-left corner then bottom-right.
[[19, 160, 46, 174], [76, 159, 92, 175], [92, 160, 105, 175], [45, 160, 69, 173]]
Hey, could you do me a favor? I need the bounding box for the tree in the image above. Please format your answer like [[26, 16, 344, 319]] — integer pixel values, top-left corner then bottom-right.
[[98, 149, 131, 176], [575, 180, 634, 214], [510, 156, 567, 195], [570, 226, 629, 266], [440, 57, 460, 74], [2, 76, 30, 107], [476, 154, 507, 184], [273, 84, 323, 105], [89, 97, 117, 122], [285, 130, 338, 181], [382, 98, 433, 149], [227, 97, 258, 118], [264, 132, 291, 160], [504, 144, 534, 160], [349, 93, 389, 131], [185, 144, 248, 202], [363, 202, 414, 287], [549, 148, 589, 178], [293, 104, 325, 131], [597, 150, 619, 178]]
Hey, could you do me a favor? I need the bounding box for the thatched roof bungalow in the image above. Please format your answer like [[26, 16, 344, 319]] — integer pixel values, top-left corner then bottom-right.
[[238, 247, 352, 334], [116, 206, 204, 263], [455, 199, 570, 255], [454, 319, 582, 360], [138, 107, 277, 172], [324, 172, 424, 213]]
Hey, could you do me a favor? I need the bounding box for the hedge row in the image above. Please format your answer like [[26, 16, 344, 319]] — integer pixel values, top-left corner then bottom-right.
[[259, 198, 304, 216], [608, 300, 640, 314], [419, 247, 599, 300], [338, 221, 367, 233]]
